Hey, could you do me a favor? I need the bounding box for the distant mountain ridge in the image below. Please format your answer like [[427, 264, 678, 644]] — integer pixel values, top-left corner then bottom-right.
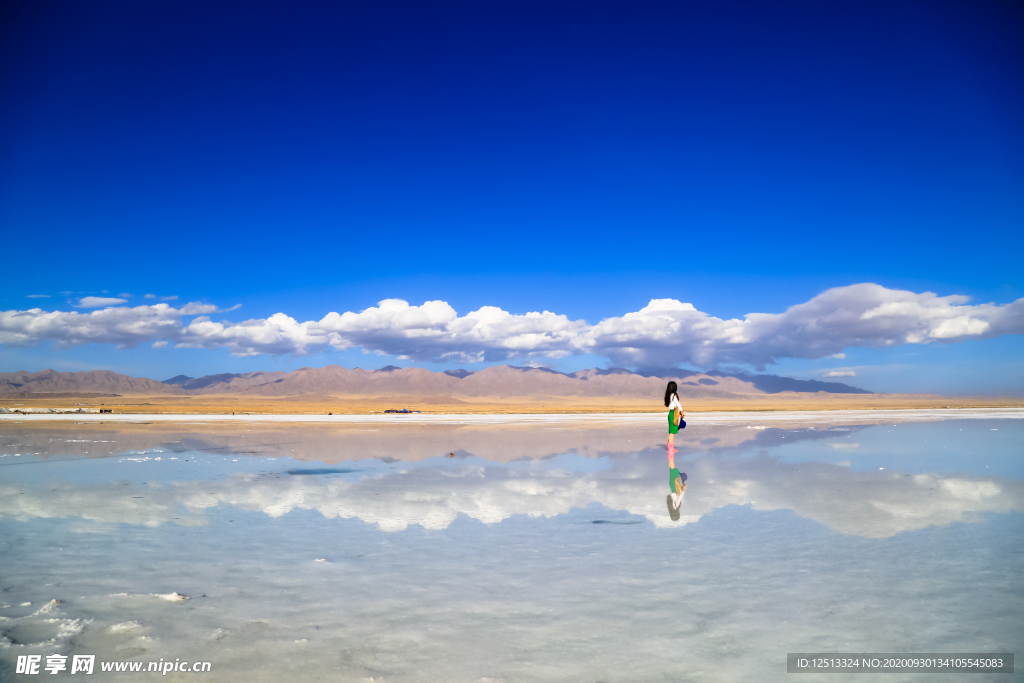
[[0, 369, 185, 396], [0, 365, 871, 398], [704, 370, 871, 395], [162, 372, 286, 391]]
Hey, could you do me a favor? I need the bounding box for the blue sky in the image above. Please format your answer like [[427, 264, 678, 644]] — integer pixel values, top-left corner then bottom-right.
[[1, 0, 1022, 394]]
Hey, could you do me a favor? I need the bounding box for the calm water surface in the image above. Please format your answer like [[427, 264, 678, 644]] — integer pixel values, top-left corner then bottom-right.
[[1, 417, 1021, 681]]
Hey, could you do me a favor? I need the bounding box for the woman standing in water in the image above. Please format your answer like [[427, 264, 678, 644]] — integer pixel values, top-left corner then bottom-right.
[[665, 380, 686, 453]]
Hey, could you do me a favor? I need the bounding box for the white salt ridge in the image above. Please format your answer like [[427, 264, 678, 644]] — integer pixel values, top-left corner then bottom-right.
[[157, 592, 189, 601], [54, 619, 86, 639], [108, 592, 189, 602], [0, 600, 85, 652], [36, 599, 62, 614], [109, 621, 142, 632]]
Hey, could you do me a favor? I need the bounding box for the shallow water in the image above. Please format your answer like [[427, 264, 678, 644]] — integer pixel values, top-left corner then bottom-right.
[[1, 417, 1021, 681]]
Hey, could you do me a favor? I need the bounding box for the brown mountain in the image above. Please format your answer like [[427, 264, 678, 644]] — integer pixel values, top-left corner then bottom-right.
[[0, 370, 185, 396], [0, 364, 869, 398], [169, 364, 753, 398]]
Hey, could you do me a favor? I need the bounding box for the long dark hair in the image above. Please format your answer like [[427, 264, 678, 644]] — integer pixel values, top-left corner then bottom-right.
[[666, 495, 681, 521], [664, 381, 678, 407]]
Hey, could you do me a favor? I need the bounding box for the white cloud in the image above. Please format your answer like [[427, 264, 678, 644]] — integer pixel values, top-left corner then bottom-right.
[[310, 299, 585, 363], [2, 283, 1023, 365], [829, 353, 846, 359], [161, 295, 178, 301], [152, 341, 169, 349], [118, 293, 132, 298], [76, 297, 127, 308], [25, 294, 50, 299], [177, 302, 221, 315], [824, 370, 856, 377], [0, 302, 218, 348], [144, 294, 156, 299], [583, 283, 1024, 369]]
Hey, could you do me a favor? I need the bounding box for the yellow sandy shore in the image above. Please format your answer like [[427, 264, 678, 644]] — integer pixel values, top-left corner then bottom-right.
[[0, 392, 1021, 415]]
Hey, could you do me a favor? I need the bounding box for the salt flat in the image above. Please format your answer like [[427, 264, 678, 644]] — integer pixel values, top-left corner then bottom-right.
[[1, 414, 1021, 681], [2, 406, 1023, 425]]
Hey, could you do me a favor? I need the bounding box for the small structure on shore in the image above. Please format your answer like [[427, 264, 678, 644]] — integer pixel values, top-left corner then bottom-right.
[[0, 407, 103, 414]]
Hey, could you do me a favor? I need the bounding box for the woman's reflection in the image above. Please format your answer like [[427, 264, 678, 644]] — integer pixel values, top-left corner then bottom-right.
[[666, 449, 688, 521]]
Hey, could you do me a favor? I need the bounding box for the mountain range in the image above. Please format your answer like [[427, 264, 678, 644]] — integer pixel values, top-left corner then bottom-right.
[[0, 365, 871, 398]]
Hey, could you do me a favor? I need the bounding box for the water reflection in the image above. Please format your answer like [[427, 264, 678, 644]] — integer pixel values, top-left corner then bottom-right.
[[0, 420, 838, 463], [2, 424, 1020, 536], [666, 446, 688, 521], [1, 418, 1021, 682]]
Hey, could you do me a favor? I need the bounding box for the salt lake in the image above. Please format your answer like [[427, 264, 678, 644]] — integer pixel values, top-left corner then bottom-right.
[[1, 412, 1021, 681]]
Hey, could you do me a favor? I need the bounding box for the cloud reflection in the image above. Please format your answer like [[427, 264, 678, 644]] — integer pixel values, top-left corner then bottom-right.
[[3, 449, 1020, 537]]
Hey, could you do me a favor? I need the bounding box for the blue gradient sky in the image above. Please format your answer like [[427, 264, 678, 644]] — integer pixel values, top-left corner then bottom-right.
[[1, 0, 1022, 394]]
